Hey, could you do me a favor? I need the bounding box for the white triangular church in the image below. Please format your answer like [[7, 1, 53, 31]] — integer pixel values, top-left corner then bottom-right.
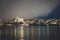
[[14, 16, 24, 22]]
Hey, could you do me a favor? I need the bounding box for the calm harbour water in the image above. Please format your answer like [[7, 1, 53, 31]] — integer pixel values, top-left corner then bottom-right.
[[0, 25, 60, 40]]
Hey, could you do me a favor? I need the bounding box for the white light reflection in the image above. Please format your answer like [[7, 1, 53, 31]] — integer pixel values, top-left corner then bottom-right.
[[39, 26, 40, 40], [20, 26, 24, 40], [32, 26, 34, 40], [15, 27, 16, 40]]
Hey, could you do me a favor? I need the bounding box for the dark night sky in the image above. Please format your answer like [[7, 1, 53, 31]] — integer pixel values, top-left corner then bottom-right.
[[46, 3, 60, 19], [38, 3, 60, 19], [0, 0, 60, 20]]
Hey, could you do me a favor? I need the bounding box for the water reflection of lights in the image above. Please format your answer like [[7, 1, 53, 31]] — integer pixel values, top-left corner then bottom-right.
[[15, 27, 16, 40], [39, 26, 40, 40], [20, 26, 24, 40], [32, 27, 34, 40], [20, 39, 24, 40]]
